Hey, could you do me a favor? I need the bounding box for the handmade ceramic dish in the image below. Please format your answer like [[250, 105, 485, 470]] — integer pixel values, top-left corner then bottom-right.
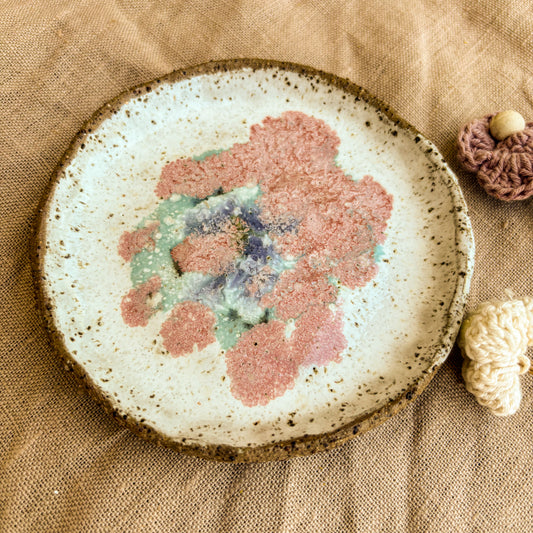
[[33, 60, 474, 462]]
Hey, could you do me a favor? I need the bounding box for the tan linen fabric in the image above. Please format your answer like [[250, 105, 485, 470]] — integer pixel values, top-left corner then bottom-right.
[[1, 1, 533, 531]]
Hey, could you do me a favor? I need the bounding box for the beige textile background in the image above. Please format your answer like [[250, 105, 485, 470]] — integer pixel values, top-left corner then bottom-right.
[[1, 1, 533, 531]]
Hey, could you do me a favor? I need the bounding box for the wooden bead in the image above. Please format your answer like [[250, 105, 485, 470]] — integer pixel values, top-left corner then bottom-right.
[[489, 110, 526, 140]]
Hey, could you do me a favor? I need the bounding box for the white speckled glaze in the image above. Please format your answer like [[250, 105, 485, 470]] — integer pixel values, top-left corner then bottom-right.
[[37, 61, 474, 458]]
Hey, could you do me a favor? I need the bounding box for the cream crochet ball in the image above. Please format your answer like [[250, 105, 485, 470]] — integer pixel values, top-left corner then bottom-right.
[[458, 295, 533, 416]]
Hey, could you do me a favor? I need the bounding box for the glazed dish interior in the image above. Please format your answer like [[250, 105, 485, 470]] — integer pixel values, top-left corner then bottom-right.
[[39, 62, 473, 455]]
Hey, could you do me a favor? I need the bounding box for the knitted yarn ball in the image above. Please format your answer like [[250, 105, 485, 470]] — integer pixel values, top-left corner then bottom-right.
[[458, 296, 533, 416], [457, 114, 533, 201]]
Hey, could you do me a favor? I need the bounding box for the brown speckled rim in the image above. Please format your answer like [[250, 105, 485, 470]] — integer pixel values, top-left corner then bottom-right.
[[31, 59, 475, 463]]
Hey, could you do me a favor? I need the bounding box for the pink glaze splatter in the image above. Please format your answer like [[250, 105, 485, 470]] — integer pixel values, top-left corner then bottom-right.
[[171, 219, 245, 275], [205, 144, 269, 193], [118, 222, 159, 262], [122, 111, 395, 407], [156, 159, 217, 199], [160, 301, 217, 357], [260, 259, 337, 321], [291, 306, 347, 366], [259, 168, 391, 275], [225, 321, 304, 407], [156, 112, 340, 200], [332, 250, 378, 289], [248, 111, 340, 177], [120, 276, 161, 327], [156, 144, 267, 200], [345, 175, 394, 244]]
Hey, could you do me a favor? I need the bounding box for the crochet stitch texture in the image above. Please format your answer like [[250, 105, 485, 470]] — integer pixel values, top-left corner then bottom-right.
[[457, 114, 533, 201], [459, 296, 533, 416]]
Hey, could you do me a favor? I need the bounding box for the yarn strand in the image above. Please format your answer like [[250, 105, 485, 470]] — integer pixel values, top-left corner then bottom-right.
[[457, 114, 533, 201], [458, 296, 533, 416]]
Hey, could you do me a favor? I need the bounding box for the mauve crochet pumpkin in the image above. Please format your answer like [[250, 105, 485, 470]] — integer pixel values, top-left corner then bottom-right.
[[457, 114, 533, 201]]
